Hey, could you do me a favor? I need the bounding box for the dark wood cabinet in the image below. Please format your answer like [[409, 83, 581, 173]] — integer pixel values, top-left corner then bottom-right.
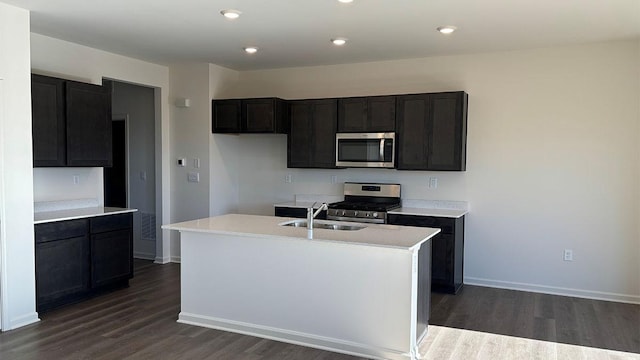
[[396, 91, 468, 171], [90, 213, 133, 288], [34, 213, 134, 312], [212, 98, 287, 134], [31, 74, 112, 167], [35, 219, 90, 312], [65, 81, 112, 167], [274, 206, 327, 219], [337, 95, 396, 132], [287, 99, 337, 168], [387, 214, 465, 294], [31, 75, 66, 166]]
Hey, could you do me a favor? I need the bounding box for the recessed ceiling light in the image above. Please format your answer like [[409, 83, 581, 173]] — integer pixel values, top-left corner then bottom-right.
[[338, 0, 354, 3], [331, 38, 347, 46], [244, 47, 258, 54], [220, 9, 241, 19], [437, 26, 457, 34]]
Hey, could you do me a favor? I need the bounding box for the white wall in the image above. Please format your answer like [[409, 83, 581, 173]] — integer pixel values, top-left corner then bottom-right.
[[218, 40, 640, 303], [209, 63, 241, 217], [0, 3, 39, 329], [29, 34, 172, 263], [168, 63, 213, 261]]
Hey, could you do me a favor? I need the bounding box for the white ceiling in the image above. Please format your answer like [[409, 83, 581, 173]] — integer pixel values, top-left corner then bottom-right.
[[4, 0, 640, 71]]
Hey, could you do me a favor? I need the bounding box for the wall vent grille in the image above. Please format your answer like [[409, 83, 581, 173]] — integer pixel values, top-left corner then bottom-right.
[[141, 212, 156, 241]]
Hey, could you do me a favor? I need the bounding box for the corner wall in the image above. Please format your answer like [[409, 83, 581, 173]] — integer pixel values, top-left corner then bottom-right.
[[226, 40, 640, 303], [0, 3, 38, 330]]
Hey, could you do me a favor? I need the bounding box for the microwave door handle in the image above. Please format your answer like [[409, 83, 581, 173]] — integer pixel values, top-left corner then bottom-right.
[[379, 140, 385, 160]]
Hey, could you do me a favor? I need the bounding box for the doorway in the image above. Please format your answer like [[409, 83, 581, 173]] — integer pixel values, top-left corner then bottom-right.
[[104, 118, 127, 208], [105, 81, 157, 260]]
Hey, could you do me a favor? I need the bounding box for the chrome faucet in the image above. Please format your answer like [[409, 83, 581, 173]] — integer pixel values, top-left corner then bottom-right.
[[307, 202, 328, 239]]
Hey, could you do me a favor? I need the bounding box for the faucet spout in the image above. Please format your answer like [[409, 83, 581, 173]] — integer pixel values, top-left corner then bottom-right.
[[306, 202, 328, 239]]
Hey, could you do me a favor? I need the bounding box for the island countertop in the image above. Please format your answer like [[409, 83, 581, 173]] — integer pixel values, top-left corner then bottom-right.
[[163, 213, 440, 251]]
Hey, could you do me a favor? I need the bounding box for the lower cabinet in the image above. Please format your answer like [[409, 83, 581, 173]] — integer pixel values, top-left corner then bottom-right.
[[274, 206, 327, 219], [387, 214, 465, 294], [35, 213, 133, 312]]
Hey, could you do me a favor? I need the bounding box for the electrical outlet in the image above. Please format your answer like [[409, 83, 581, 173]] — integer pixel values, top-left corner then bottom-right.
[[73, 175, 80, 185], [563, 249, 573, 261], [429, 177, 438, 189], [331, 175, 338, 184], [285, 174, 292, 183], [187, 172, 200, 183]]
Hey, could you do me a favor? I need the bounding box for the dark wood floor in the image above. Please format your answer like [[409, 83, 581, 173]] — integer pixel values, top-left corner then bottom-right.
[[0, 260, 637, 359], [430, 285, 640, 354]]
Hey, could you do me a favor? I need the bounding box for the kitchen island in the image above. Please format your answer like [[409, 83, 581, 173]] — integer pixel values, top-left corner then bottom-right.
[[163, 214, 439, 360]]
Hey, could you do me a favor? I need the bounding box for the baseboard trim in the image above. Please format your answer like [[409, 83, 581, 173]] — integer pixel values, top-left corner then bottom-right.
[[154, 256, 171, 264], [133, 252, 155, 260], [465, 277, 640, 305], [8, 312, 40, 330], [170, 255, 181, 263], [178, 312, 412, 360]]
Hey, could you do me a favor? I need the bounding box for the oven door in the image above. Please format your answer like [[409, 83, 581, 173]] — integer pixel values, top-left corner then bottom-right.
[[335, 133, 395, 168]]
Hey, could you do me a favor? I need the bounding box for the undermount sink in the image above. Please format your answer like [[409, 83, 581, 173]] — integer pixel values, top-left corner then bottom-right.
[[279, 220, 365, 231]]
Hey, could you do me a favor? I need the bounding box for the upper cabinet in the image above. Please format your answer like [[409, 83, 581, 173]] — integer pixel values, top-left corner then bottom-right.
[[337, 96, 396, 132], [287, 99, 337, 169], [212, 98, 288, 134], [31, 74, 112, 167], [31, 75, 66, 166], [396, 92, 468, 171]]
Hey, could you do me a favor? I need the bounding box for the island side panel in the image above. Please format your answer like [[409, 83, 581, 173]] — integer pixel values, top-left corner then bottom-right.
[[178, 231, 417, 360]]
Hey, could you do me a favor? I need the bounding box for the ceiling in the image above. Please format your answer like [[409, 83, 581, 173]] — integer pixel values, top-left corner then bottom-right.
[[4, 0, 640, 71]]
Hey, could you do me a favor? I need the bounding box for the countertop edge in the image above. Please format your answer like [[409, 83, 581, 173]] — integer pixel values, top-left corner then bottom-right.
[[34, 207, 138, 224]]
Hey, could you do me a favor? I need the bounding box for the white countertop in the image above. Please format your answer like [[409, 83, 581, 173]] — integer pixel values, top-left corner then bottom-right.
[[34, 207, 137, 224], [163, 214, 440, 251], [388, 207, 467, 218]]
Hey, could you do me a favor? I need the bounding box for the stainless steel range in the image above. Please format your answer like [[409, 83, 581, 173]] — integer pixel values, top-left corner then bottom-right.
[[327, 182, 401, 224]]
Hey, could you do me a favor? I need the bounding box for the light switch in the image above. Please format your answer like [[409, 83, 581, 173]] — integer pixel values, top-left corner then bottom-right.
[[140, 171, 147, 181], [193, 158, 200, 169]]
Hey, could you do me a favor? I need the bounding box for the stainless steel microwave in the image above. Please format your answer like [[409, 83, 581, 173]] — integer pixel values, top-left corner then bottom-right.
[[335, 132, 395, 168]]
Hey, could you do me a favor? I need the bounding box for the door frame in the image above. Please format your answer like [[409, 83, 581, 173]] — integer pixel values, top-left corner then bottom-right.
[[0, 78, 7, 330]]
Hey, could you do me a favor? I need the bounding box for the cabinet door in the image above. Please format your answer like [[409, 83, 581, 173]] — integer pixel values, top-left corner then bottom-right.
[[212, 99, 241, 133], [337, 97, 367, 132], [243, 98, 275, 132], [396, 92, 467, 171], [337, 96, 395, 132], [431, 233, 453, 287], [429, 92, 467, 170], [65, 81, 112, 167], [396, 94, 430, 170], [310, 99, 338, 168], [35, 235, 90, 311], [91, 229, 133, 288], [288, 101, 313, 167], [367, 95, 396, 132], [31, 74, 66, 167]]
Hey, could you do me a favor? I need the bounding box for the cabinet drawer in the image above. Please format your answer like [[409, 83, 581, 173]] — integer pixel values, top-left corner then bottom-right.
[[387, 214, 455, 234], [90, 213, 132, 233], [35, 219, 88, 243]]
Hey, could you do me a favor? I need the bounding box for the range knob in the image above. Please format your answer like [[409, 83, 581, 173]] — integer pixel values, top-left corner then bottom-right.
[[372, 212, 378, 218], [340, 210, 346, 216], [354, 211, 359, 217]]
